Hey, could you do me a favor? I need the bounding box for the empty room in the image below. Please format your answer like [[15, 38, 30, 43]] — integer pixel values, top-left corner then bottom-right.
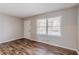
[[0, 3, 79, 55]]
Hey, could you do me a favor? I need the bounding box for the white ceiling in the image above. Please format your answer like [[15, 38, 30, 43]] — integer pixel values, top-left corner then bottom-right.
[[0, 3, 77, 18]]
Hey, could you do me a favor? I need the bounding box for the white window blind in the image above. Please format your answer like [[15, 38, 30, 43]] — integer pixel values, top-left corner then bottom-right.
[[37, 19, 46, 34], [37, 16, 61, 36], [48, 16, 61, 36]]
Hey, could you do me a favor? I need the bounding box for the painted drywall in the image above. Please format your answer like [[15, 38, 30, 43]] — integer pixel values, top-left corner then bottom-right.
[[24, 7, 77, 50], [77, 6, 79, 51], [0, 14, 24, 43]]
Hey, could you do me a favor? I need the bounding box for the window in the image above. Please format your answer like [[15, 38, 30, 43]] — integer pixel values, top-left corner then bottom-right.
[[37, 19, 46, 34], [37, 16, 61, 36], [48, 16, 61, 36]]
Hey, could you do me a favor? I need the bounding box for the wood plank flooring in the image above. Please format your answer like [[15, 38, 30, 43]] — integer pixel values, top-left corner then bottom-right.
[[0, 38, 77, 55]]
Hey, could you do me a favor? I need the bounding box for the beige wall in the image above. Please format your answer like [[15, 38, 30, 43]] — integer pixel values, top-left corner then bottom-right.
[[77, 6, 79, 51], [24, 7, 77, 50], [0, 14, 24, 43]]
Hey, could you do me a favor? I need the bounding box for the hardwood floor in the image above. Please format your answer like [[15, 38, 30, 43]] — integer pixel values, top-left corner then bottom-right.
[[0, 38, 77, 55]]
